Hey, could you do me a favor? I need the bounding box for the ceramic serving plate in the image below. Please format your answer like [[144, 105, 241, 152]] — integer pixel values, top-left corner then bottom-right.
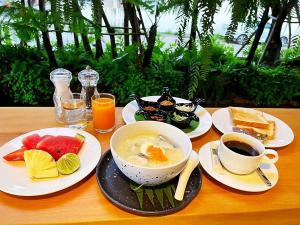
[[122, 96, 212, 139], [212, 107, 294, 148], [96, 150, 202, 216], [0, 128, 101, 196]]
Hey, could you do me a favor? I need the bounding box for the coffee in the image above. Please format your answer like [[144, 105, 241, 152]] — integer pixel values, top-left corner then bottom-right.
[[224, 141, 259, 156]]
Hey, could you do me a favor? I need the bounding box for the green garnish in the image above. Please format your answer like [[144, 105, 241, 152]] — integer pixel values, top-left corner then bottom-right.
[[172, 112, 188, 121], [135, 110, 200, 133], [129, 181, 178, 209]]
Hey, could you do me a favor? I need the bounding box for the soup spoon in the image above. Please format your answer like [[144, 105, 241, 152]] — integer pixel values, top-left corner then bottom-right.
[[174, 150, 199, 201]]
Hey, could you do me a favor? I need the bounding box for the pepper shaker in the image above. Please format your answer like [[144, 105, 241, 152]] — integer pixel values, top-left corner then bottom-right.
[[78, 66, 99, 120]]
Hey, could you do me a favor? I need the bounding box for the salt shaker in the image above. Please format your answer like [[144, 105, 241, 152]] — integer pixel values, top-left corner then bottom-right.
[[50, 68, 72, 123], [78, 66, 99, 120]]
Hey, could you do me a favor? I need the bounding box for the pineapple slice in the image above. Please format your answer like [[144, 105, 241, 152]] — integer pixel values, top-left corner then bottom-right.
[[24, 150, 58, 179]]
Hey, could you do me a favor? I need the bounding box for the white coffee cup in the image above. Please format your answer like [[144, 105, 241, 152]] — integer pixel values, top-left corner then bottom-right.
[[218, 132, 278, 175]]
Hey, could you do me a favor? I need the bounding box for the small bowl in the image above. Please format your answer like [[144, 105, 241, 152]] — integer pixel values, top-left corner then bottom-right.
[[157, 87, 176, 111], [175, 98, 205, 114], [110, 121, 192, 186], [170, 111, 196, 129], [130, 94, 159, 112], [144, 110, 168, 123]]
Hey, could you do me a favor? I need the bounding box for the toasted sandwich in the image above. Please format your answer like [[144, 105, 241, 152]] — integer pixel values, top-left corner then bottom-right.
[[229, 107, 276, 140], [229, 107, 269, 129]]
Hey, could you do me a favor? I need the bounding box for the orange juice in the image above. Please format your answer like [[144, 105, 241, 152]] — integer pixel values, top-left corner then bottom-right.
[[92, 95, 115, 132]]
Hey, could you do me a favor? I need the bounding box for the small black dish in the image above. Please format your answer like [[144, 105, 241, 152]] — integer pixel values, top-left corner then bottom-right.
[[144, 109, 168, 122], [130, 94, 159, 112], [170, 111, 197, 129], [96, 150, 202, 216], [157, 87, 176, 111], [175, 98, 205, 114]]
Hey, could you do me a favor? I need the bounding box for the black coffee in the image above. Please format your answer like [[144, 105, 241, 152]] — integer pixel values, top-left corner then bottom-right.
[[224, 141, 259, 156]]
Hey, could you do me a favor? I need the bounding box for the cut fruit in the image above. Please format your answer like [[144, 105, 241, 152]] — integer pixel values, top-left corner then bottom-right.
[[3, 146, 28, 161], [36, 135, 85, 160], [22, 134, 52, 149], [3, 133, 85, 161], [24, 150, 58, 179], [56, 153, 80, 175]]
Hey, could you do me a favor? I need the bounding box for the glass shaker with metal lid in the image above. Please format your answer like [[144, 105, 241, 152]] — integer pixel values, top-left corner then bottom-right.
[[78, 66, 99, 120], [50, 68, 72, 123]]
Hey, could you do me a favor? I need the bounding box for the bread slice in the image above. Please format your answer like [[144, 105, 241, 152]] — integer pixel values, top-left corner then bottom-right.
[[235, 120, 276, 140], [228, 107, 269, 129]]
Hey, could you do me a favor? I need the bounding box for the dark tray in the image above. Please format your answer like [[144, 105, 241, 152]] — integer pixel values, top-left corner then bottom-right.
[[96, 150, 202, 216]]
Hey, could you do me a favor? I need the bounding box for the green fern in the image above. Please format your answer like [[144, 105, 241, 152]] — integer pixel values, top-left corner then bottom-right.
[[176, 16, 188, 48], [63, 0, 73, 24], [191, 0, 220, 99], [91, 0, 103, 39], [188, 59, 201, 99], [51, 0, 64, 30], [225, 0, 258, 42]]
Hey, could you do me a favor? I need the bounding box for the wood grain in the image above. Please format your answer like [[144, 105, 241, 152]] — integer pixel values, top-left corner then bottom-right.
[[0, 107, 299, 225]]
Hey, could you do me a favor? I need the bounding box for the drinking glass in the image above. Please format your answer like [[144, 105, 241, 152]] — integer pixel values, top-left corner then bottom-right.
[[92, 93, 115, 133], [61, 93, 87, 129]]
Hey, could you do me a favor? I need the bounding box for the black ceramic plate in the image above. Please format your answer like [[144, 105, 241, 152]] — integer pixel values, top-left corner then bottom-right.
[[96, 150, 202, 216]]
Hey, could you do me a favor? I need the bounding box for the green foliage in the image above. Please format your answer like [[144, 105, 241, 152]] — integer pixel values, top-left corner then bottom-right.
[[0, 46, 53, 105], [281, 36, 300, 61], [243, 43, 266, 63], [94, 45, 186, 105], [228, 63, 300, 106], [0, 36, 299, 107], [225, 0, 259, 41]]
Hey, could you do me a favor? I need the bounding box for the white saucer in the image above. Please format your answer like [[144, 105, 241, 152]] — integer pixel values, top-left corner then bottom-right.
[[198, 141, 279, 192]]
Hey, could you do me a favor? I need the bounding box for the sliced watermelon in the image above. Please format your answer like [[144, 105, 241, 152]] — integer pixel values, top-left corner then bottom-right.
[[3, 134, 84, 161], [36, 135, 84, 160], [22, 134, 52, 149], [2, 146, 28, 161]]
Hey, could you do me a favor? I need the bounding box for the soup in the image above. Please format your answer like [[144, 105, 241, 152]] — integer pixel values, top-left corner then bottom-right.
[[116, 134, 185, 168]]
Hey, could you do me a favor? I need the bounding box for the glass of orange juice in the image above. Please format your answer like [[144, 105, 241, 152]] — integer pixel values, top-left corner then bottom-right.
[[92, 93, 115, 133]]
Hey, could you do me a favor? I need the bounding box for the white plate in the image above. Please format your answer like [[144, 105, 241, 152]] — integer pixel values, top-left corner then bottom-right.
[[0, 128, 101, 196], [212, 107, 294, 148], [122, 96, 212, 139], [199, 141, 279, 192]]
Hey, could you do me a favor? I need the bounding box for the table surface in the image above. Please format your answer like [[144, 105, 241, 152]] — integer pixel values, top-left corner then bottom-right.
[[0, 107, 300, 225]]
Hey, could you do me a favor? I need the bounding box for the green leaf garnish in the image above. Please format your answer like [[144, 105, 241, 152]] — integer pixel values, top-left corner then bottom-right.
[[171, 184, 176, 192], [154, 188, 164, 209], [163, 186, 175, 207], [130, 181, 177, 209], [130, 183, 144, 208], [145, 187, 155, 206]]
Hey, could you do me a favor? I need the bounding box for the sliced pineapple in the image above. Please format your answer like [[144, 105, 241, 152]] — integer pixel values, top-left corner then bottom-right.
[[24, 150, 58, 179]]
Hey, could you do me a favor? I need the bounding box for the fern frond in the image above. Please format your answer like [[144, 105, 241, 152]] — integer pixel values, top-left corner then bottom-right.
[[51, 0, 64, 30], [188, 59, 200, 99], [291, 35, 300, 48], [176, 16, 188, 48], [63, 0, 73, 24]]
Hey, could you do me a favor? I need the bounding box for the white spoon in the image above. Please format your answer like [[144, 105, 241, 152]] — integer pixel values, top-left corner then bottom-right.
[[174, 150, 199, 201]]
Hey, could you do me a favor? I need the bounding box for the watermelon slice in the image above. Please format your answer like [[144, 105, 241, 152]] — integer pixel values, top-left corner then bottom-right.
[[3, 146, 28, 161], [36, 135, 84, 160], [22, 134, 52, 149]]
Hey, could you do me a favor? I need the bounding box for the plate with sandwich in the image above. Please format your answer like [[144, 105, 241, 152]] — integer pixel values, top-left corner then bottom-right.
[[212, 107, 294, 148]]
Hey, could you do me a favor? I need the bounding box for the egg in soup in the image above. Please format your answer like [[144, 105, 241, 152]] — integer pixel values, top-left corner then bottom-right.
[[116, 134, 184, 168]]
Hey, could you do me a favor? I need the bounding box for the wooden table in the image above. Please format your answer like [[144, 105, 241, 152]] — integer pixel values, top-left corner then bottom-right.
[[0, 107, 300, 225]]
